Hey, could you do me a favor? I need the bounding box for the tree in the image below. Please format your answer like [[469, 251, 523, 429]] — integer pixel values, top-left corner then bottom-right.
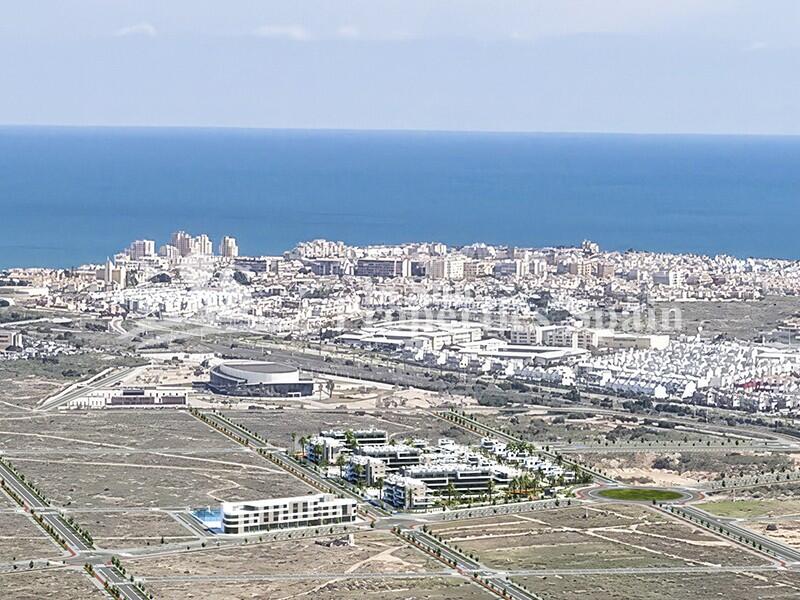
[[336, 454, 346, 477]]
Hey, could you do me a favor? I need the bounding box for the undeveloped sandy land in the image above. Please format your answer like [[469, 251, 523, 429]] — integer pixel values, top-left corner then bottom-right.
[[518, 571, 800, 600], [68, 510, 197, 549], [0, 568, 106, 600], [431, 504, 767, 571], [130, 531, 442, 578], [574, 450, 794, 487], [0, 512, 63, 562], [149, 576, 492, 600], [227, 408, 477, 449], [0, 410, 316, 510], [12, 453, 314, 509], [655, 296, 800, 339]]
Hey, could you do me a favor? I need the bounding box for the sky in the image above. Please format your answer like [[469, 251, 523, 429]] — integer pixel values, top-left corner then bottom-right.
[[1, 1, 799, 134]]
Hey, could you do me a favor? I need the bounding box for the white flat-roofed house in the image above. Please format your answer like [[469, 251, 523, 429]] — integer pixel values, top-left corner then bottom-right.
[[221, 493, 357, 534]]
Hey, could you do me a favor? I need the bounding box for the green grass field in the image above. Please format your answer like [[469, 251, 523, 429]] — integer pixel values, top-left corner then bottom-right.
[[598, 488, 684, 502]]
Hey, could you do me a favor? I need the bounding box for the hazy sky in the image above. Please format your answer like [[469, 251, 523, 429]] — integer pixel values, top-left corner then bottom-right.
[[2, 1, 799, 134]]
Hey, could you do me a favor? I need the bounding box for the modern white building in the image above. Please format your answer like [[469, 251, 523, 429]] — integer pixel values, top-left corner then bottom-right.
[[339, 319, 483, 352], [221, 493, 357, 534], [209, 360, 313, 396], [65, 387, 188, 409], [219, 236, 239, 258], [128, 239, 155, 260], [382, 475, 433, 509]]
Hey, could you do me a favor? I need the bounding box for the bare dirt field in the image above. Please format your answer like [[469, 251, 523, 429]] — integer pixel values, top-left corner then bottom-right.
[[148, 576, 492, 600], [0, 567, 105, 599], [574, 450, 794, 487], [655, 296, 800, 339], [0, 512, 63, 562], [431, 504, 768, 571], [0, 410, 315, 510], [131, 530, 442, 578], [11, 452, 313, 509], [68, 510, 197, 549], [518, 570, 800, 600], [226, 408, 476, 449]]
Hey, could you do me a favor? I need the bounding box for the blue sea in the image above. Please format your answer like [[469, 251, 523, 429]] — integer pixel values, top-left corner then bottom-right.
[[1, 126, 799, 269]]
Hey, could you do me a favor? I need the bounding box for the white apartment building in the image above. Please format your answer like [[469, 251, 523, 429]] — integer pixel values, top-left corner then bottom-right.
[[219, 236, 239, 258], [158, 244, 181, 261], [540, 325, 598, 349], [344, 455, 388, 486], [194, 234, 213, 256], [171, 231, 194, 256], [221, 494, 357, 534], [382, 475, 433, 509], [427, 257, 465, 280], [128, 239, 155, 260]]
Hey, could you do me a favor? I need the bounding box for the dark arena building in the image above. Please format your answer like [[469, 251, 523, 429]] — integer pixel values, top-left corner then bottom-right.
[[208, 360, 314, 397]]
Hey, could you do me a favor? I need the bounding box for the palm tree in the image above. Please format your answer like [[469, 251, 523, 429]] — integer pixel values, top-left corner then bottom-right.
[[336, 454, 346, 478], [486, 479, 496, 504], [446, 482, 457, 506], [290, 432, 297, 454]]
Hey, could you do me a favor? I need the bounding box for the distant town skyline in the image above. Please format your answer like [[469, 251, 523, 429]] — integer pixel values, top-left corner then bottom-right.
[[2, 1, 799, 135]]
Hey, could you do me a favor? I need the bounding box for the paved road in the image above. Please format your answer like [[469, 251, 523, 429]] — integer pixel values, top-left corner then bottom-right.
[[95, 565, 151, 600], [556, 443, 799, 454], [199, 411, 271, 449], [405, 528, 538, 600], [42, 511, 93, 552], [0, 460, 93, 553], [171, 510, 212, 537], [670, 505, 800, 564], [0, 460, 47, 508], [37, 367, 139, 411]]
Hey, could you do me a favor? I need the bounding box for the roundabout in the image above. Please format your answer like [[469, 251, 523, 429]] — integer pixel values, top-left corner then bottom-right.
[[586, 485, 697, 504]]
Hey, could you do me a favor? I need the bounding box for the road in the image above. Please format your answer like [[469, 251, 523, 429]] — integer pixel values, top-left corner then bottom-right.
[[37, 367, 139, 411], [404, 528, 538, 600], [95, 564, 151, 600], [670, 505, 800, 564], [0, 460, 93, 552], [0, 460, 47, 508], [555, 442, 799, 454], [199, 411, 271, 449]]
